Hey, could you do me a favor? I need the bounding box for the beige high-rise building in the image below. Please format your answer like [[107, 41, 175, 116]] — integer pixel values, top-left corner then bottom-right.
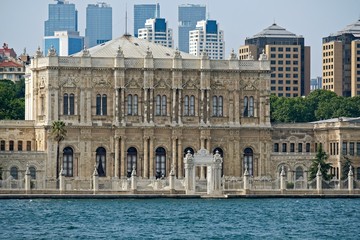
[[322, 19, 360, 97], [239, 23, 311, 97]]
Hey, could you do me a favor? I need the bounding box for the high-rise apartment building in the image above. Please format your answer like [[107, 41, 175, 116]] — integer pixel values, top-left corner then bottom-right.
[[189, 20, 224, 60], [133, 4, 160, 38], [44, 31, 84, 56], [86, 2, 112, 48], [239, 23, 310, 97], [178, 4, 206, 53], [310, 77, 322, 92], [44, 0, 78, 37], [322, 19, 360, 97], [138, 18, 173, 48]]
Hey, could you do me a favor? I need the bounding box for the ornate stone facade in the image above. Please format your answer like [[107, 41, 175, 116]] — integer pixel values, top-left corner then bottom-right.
[[1, 36, 360, 189]]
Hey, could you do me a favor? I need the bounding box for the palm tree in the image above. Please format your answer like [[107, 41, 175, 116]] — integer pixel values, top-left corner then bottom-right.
[[308, 144, 333, 181], [51, 121, 67, 182]]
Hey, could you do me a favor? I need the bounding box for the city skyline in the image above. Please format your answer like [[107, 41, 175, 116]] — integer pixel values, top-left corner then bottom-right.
[[1, 0, 359, 78]]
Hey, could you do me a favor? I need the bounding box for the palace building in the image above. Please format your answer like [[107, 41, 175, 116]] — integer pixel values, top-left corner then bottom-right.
[[0, 35, 360, 191]]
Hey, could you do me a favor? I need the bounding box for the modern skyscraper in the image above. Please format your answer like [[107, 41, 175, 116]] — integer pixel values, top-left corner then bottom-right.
[[310, 77, 323, 92], [133, 4, 160, 38], [44, 31, 84, 56], [189, 20, 224, 60], [138, 18, 173, 48], [86, 2, 112, 48], [322, 19, 360, 97], [44, 0, 78, 37], [239, 23, 311, 97], [178, 4, 206, 53]]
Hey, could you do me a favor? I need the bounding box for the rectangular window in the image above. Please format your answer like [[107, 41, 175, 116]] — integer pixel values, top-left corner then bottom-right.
[[27, 141, 31, 151], [306, 143, 310, 152], [271, 60, 276, 64], [278, 47, 283, 51], [286, 47, 291, 52], [357, 142, 360, 156], [9, 140, 14, 151], [286, 54, 291, 58], [342, 141, 347, 155], [298, 143, 302, 153], [293, 54, 298, 58], [271, 47, 276, 52], [278, 86, 283, 91], [282, 143, 287, 152], [350, 142, 354, 156], [290, 143, 295, 152], [278, 60, 283, 65], [278, 54, 283, 58], [18, 141, 23, 151], [274, 143, 279, 152], [0, 140, 5, 151]]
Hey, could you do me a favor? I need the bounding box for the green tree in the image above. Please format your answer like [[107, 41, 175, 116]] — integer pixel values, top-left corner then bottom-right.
[[341, 156, 352, 180], [308, 144, 333, 181], [51, 121, 67, 181], [0, 79, 25, 120]]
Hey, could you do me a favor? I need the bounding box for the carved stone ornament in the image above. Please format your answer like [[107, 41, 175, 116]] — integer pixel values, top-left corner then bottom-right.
[[61, 76, 79, 87], [35, 46, 43, 58], [229, 49, 237, 60], [82, 46, 91, 57], [174, 48, 182, 59], [146, 46, 153, 58], [47, 45, 57, 57], [116, 46, 124, 58]]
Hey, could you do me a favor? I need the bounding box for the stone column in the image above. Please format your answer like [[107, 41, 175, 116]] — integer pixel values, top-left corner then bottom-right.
[[172, 89, 177, 124], [143, 137, 149, 178], [114, 88, 119, 124], [200, 137, 205, 180], [178, 90, 182, 124], [120, 88, 125, 126], [93, 167, 99, 194], [316, 164, 322, 193], [172, 137, 177, 172], [177, 139, 183, 178], [149, 89, 154, 123], [348, 166, 354, 193], [114, 137, 119, 178], [280, 166, 286, 192], [149, 138, 154, 178], [59, 167, 65, 193], [206, 90, 210, 124], [169, 164, 175, 194], [120, 137, 126, 178], [25, 165, 31, 194], [200, 89, 205, 124], [143, 89, 148, 123], [184, 153, 195, 194], [131, 166, 137, 193]]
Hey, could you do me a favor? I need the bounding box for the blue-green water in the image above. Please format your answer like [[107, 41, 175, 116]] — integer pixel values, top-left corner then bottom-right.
[[1, 198, 359, 239]]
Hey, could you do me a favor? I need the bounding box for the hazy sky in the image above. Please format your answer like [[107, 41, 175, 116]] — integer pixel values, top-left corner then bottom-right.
[[2, 0, 360, 77]]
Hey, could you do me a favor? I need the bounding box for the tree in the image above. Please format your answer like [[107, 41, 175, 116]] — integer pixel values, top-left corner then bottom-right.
[[308, 144, 333, 181], [0, 79, 25, 120], [341, 156, 352, 180], [51, 121, 67, 182]]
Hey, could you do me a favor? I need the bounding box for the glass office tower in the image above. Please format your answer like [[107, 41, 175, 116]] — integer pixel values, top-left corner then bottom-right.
[[133, 4, 160, 37], [44, 0, 78, 37], [86, 3, 112, 48], [178, 4, 206, 53]]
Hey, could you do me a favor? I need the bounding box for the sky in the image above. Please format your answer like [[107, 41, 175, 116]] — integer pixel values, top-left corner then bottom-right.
[[2, 0, 360, 78]]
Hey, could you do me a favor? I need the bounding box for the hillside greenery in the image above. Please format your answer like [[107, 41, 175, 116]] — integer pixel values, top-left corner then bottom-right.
[[0, 79, 25, 120]]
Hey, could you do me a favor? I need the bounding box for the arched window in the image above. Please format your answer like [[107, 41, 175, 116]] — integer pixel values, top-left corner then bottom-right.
[[190, 95, 195, 116], [184, 95, 189, 116], [133, 95, 138, 115], [212, 96, 217, 116], [184, 147, 195, 157], [127, 94, 132, 115], [156, 95, 161, 115], [9, 140, 14, 151], [244, 148, 253, 176], [243, 97, 248, 117], [102, 94, 107, 115], [155, 147, 166, 178], [274, 143, 279, 152], [306, 143, 311, 152], [295, 166, 303, 180], [357, 167, 360, 180], [0, 140, 5, 151], [249, 97, 254, 117], [161, 95, 167, 116], [127, 147, 137, 178], [18, 141, 23, 151], [63, 147, 73, 177], [96, 147, 106, 177], [96, 94, 101, 115], [69, 93, 75, 115], [10, 166, 18, 180], [29, 166, 36, 180], [63, 93, 68, 115]]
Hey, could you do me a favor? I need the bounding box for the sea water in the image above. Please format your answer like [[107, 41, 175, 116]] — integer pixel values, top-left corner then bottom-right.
[[1, 198, 359, 239]]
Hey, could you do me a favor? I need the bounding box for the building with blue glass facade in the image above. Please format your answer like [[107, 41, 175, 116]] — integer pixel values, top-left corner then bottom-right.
[[189, 20, 224, 60], [44, 31, 84, 56], [138, 18, 173, 48], [86, 2, 112, 48], [133, 4, 160, 38], [178, 4, 206, 53], [44, 0, 78, 37]]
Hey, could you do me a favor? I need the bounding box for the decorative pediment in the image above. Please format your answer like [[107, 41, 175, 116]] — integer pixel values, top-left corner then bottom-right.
[[91, 72, 112, 88], [125, 78, 142, 88], [61, 76, 79, 88], [182, 78, 199, 89], [154, 78, 171, 89]]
